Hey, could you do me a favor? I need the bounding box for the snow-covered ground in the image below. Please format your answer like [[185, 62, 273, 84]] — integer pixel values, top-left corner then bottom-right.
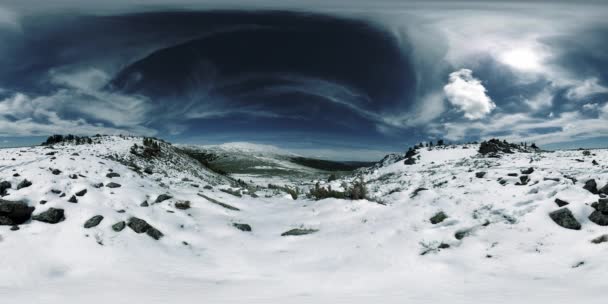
[[1, 137, 608, 303]]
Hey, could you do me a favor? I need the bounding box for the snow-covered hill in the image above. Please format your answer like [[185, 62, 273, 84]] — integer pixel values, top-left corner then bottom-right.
[[1, 137, 608, 303]]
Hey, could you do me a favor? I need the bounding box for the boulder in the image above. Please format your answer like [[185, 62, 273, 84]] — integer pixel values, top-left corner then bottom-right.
[[597, 198, 608, 213], [549, 208, 581, 230], [599, 184, 608, 195], [589, 211, 608, 226], [155, 194, 172, 203], [281, 228, 318, 236], [75, 189, 87, 197], [0, 181, 11, 196], [84, 215, 104, 228], [106, 182, 121, 188], [175, 201, 190, 210], [127, 217, 151, 233], [32, 208, 65, 224], [521, 167, 534, 175], [0, 199, 35, 225], [112, 221, 126, 232], [146, 227, 164, 240], [68, 195, 78, 203], [430, 211, 448, 224], [554, 198, 569, 207], [233, 223, 252, 232], [583, 179, 598, 194], [16, 179, 32, 190]]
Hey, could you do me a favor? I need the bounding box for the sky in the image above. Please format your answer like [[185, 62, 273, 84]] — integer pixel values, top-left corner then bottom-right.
[[0, 0, 607, 160]]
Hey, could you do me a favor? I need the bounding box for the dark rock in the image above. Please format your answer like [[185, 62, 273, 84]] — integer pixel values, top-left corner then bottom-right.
[[146, 227, 164, 240], [127, 217, 152, 233], [593, 160, 599, 166], [112, 221, 126, 232], [597, 198, 608, 213], [554, 198, 569, 207], [143, 167, 153, 174], [69, 174, 78, 179], [16, 179, 32, 190], [521, 167, 534, 175], [516, 175, 529, 185], [106, 172, 120, 178], [198, 194, 240, 211], [430, 211, 448, 224], [203, 185, 213, 190], [106, 182, 121, 188], [39, 200, 47, 205], [499, 179, 508, 185], [0, 181, 11, 196], [84, 215, 104, 228], [59, 193, 66, 197], [549, 208, 581, 230], [140, 201, 149, 207], [0, 199, 35, 225], [281, 228, 318, 236], [116, 209, 126, 213], [155, 194, 172, 203], [10, 225, 19, 231], [13, 173, 20, 177], [599, 184, 608, 195], [591, 234, 608, 244], [51, 169, 62, 175], [68, 195, 78, 203], [589, 211, 608, 226], [475, 172, 486, 178], [583, 179, 598, 194], [438, 243, 450, 249], [175, 201, 190, 210], [50, 189, 61, 194], [92, 183, 104, 188], [233, 223, 252, 232], [32, 208, 65, 224], [403, 157, 416, 165], [507, 173, 518, 177], [75, 189, 87, 197], [410, 187, 428, 198]]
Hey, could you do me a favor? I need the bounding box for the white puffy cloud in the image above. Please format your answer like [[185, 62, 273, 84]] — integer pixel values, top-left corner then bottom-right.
[[443, 69, 496, 120]]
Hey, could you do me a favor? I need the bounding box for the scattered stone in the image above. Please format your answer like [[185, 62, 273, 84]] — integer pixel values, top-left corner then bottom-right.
[[69, 174, 78, 179], [140, 201, 149, 207], [410, 187, 428, 198], [116, 209, 126, 213], [146, 227, 164, 240], [32, 208, 65, 224], [10, 225, 19, 231], [16, 179, 32, 190], [438, 243, 450, 249], [455, 228, 473, 240], [13, 173, 20, 177], [92, 183, 104, 188], [521, 167, 534, 174], [430, 211, 448, 224], [51, 189, 61, 194], [106, 182, 121, 188], [507, 173, 518, 177], [59, 193, 66, 197], [0, 181, 11, 196], [127, 217, 151, 233], [583, 179, 598, 194], [589, 211, 608, 226], [51, 169, 62, 175], [593, 160, 599, 166], [39, 200, 47, 205], [155, 194, 172, 203], [475, 172, 486, 178], [112, 221, 126, 232], [84, 215, 104, 228], [549, 208, 581, 230], [599, 184, 608, 195], [106, 172, 120, 178], [591, 234, 608, 244], [203, 185, 213, 190], [554, 198, 569, 207], [281, 228, 318, 236], [144, 167, 153, 174], [597, 198, 608, 213], [68, 195, 78, 203], [0, 199, 35, 225], [543, 177, 560, 182], [233, 223, 252, 232], [75, 189, 87, 197], [175, 201, 191, 210], [516, 175, 529, 185], [499, 179, 508, 186], [403, 157, 416, 165]]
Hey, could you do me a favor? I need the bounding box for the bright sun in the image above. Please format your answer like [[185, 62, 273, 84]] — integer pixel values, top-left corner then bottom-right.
[[500, 48, 542, 71]]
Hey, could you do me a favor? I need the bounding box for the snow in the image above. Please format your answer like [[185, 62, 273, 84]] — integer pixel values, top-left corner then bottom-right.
[[1, 137, 608, 303]]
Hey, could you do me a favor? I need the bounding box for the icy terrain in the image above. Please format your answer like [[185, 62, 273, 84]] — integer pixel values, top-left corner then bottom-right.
[[1, 136, 607, 303]]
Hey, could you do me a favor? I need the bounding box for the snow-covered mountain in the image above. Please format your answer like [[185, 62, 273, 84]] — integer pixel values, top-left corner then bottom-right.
[[1, 136, 608, 303]]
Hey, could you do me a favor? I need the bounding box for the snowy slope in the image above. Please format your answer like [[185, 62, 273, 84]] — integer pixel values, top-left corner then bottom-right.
[[1, 139, 608, 303]]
